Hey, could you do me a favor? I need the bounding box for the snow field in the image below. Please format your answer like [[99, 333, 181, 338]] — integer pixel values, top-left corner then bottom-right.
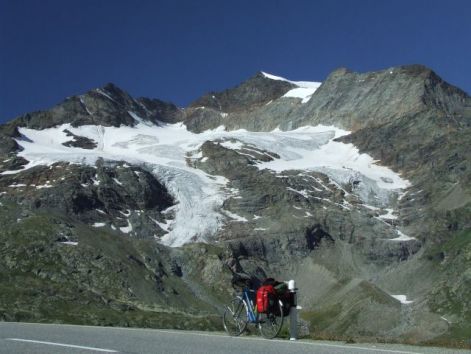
[[9, 116, 411, 246]]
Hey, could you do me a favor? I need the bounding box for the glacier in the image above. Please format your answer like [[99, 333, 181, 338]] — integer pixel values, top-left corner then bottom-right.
[[6, 117, 410, 247]]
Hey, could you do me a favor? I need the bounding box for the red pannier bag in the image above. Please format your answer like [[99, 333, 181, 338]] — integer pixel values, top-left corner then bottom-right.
[[256, 284, 276, 313]]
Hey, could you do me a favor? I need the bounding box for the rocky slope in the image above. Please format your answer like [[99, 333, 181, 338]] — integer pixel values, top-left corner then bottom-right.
[[0, 65, 470, 347]]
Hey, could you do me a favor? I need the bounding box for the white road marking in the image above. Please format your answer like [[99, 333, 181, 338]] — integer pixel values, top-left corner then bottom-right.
[[6, 338, 118, 352]]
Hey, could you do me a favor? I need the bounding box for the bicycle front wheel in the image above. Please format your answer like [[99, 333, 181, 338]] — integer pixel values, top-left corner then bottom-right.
[[223, 297, 248, 336], [258, 299, 284, 339]]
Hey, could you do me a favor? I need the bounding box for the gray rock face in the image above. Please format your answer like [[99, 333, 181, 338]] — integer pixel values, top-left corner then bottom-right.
[[297, 65, 469, 129], [62, 129, 97, 149], [0, 159, 174, 239], [135, 97, 184, 124], [189, 72, 295, 112], [184, 72, 296, 132]]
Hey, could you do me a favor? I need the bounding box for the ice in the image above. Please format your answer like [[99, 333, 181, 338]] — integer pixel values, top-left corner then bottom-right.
[[12, 119, 411, 247]]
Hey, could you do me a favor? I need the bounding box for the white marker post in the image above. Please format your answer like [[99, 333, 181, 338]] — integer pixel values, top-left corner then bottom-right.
[[288, 279, 297, 341]]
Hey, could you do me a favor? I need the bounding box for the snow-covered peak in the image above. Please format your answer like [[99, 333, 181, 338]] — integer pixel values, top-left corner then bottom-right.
[[261, 71, 322, 103], [261, 72, 290, 81], [261, 71, 321, 89]]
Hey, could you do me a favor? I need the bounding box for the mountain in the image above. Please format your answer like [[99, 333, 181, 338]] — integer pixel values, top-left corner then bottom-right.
[[0, 65, 470, 347]]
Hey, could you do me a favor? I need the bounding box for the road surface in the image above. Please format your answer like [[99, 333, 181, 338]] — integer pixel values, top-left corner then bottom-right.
[[0, 322, 469, 354]]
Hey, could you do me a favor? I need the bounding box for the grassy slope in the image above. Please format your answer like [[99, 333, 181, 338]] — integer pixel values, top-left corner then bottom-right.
[[0, 201, 225, 330]]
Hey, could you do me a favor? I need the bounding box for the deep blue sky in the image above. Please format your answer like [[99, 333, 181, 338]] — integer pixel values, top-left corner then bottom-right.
[[1, 0, 470, 122]]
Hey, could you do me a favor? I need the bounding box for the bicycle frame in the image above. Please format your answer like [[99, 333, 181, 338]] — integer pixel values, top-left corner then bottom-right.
[[242, 288, 257, 323]]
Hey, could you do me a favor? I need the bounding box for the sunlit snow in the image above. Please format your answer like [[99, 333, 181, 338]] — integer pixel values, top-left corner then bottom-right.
[[8, 115, 410, 247], [391, 294, 414, 304], [261, 71, 322, 103], [390, 230, 416, 242]]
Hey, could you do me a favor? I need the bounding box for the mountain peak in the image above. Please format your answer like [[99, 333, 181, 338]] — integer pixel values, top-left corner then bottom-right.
[[188, 72, 296, 112]]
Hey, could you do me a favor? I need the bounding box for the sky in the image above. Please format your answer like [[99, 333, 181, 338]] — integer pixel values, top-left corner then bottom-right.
[[1, 0, 470, 122]]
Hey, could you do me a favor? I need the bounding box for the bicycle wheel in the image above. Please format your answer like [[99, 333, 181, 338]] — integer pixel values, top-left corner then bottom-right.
[[258, 299, 284, 339], [223, 297, 248, 336]]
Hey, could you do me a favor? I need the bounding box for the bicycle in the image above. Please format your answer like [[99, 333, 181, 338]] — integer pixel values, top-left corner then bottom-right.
[[222, 287, 285, 339]]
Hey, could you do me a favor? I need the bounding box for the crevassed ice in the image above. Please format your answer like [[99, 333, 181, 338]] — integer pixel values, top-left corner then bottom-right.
[[9, 117, 410, 247]]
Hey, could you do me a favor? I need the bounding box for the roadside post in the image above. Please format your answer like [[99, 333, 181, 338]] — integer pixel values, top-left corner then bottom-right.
[[288, 279, 298, 341]]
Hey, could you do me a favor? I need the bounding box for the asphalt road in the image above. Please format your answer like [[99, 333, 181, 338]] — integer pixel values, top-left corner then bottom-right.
[[0, 322, 469, 354]]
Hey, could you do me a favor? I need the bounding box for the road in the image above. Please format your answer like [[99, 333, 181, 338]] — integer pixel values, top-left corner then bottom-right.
[[0, 322, 469, 354]]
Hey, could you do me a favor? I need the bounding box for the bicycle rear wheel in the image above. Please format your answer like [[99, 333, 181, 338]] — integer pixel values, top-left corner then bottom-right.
[[223, 297, 248, 336], [258, 299, 284, 339]]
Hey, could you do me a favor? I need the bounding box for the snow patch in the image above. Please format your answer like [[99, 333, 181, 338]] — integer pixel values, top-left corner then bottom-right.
[[119, 209, 131, 217], [8, 183, 27, 188], [261, 72, 321, 103], [61, 241, 78, 246], [287, 187, 310, 198], [283, 87, 321, 103], [95, 88, 118, 104], [391, 295, 413, 304], [222, 209, 248, 222], [120, 220, 133, 234], [80, 96, 93, 115], [390, 230, 416, 242], [261, 72, 321, 88], [113, 177, 123, 186], [151, 217, 173, 232], [220, 140, 244, 150], [378, 208, 398, 220], [36, 183, 53, 189]]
